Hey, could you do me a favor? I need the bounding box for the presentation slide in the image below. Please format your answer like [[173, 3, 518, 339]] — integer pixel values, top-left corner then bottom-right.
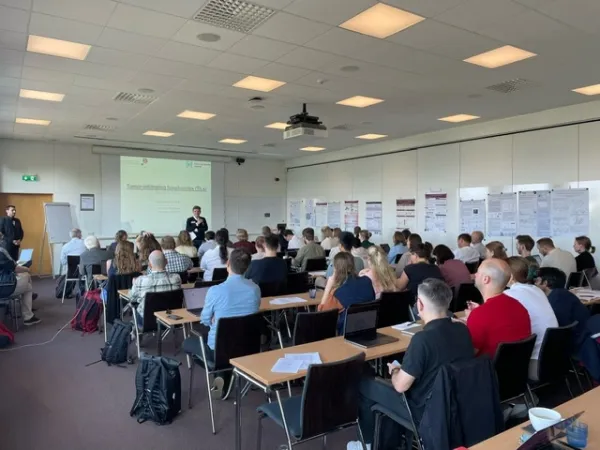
[[120, 156, 212, 234]]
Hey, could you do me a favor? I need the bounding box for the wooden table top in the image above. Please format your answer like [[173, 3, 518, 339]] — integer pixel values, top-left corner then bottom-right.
[[260, 291, 322, 311], [571, 288, 600, 305], [154, 308, 200, 326], [93, 274, 108, 281], [471, 386, 600, 449], [231, 325, 412, 386]]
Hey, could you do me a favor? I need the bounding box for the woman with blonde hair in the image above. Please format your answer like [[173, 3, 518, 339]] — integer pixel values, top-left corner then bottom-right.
[[320, 226, 335, 250], [485, 241, 508, 260], [359, 246, 398, 298], [175, 230, 198, 258]]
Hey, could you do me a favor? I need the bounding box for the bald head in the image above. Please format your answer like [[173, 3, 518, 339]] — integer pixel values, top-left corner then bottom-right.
[[471, 231, 484, 244], [475, 258, 511, 299], [148, 250, 166, 271]]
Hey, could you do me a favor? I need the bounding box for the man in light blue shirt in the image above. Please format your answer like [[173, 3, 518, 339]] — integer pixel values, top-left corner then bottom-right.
[[387, 231, 407, 264], [60, 228, 87, 267]]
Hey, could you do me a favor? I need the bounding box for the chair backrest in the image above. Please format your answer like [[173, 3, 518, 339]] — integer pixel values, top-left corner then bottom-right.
[[465, 261, 480, 274], [324, 249, 331, 257], [286, 249, 298, 258], [394, 253, 402, 264], [305, 257, 327, 271], [376, 291, 413, 328], [493, 334, 536, 402], [537, 322, 577, 383], [259, 281, 286, 297], [451, 283, 483, 312], [286, 271, 309, 294], [583, 268, 598, 287], [177, 271, 189, 284], [566, 272, 584, 289], [380, 244, 390, 254], [141, 289, 185, 333], [66, 255, 81, 278], [194, 279, 223, 288], [213, 312, 263, 370], [276, 252, 285, 258], [299, 353, 366, 439], [212, 267, 229, 281], [191, 256, 200, 267], [293, 310, 339, 346], [90, 263, 102, 275]]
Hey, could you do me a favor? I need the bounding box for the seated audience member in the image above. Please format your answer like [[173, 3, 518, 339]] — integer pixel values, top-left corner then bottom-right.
[[252, 236, 266, 260], [157, 236, 193, 274], [136, 232, 161, 267], [319, 252, 375, 333], [108, 229, 128, 254], [359, 230, 374, 249], [331, 227, 341, 249], [538, 237, 577, 277], [292, 227, 325, 271], [471, 230, 486, 260], [175, 230, 198, 258], [351, 237, 369, 267], [454, 233, 481, 263], [466, 259, 531, 358], [516, 235, 540, 281], [433, 244, 472, 288], [353, 226, 362, 240], [201, 229, 233, 281], [60, 228, 87, 267], [132, 250, 181, 326], [285, 229, 304, 250], [320, 226, 335, 250], [198, 231, 217, 261], [506, 257, 558, 379], [233, 229, 256, 254], [277, 224, 288, 253], [359, 246, 398, 298], [245, 234, 288, 286], [261, 225, 272, 237], [574, 235, 596, 273], [395, 233, 422, 276], [329, 228, 343, 260], [79, 236, 111, 280], [198, 249, 261, 395], [485, 241, 508, 260], [222, 227, 234, 248], [106, 241, 140, 276], [401, 228, 411, 241], [396, 243, 444, 298], [0, 234, 40, 325], [349, 279, 475, 450], [388, 231, 407, 264], [325, 232, 365, 278]]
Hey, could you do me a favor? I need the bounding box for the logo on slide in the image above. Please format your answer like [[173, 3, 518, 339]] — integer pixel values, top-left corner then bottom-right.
[[141, 158, 148, 166], [185, 161, 193, 168]]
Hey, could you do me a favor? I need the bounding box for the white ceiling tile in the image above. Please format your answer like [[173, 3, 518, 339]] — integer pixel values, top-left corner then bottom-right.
[[0, 48, 24, 65], [21, 65, 75, 84], [157, 41, 220, 65], [190, 66, 248, 86], [29, 12, 105, 45], [175, 79, 229, 96], [73, 74, 134, 92], [284, 0, 376, 26], [252, 62, 311, 82], [127, 72, 185, 93], [252, 12, 332, 45], [0, 0, 31, 10], [0, 64, 22, 78], [276, 47, 343, 70], [383, 0, 467, 17], [19, 77, 71, 92], [0, 76, 19, 88], [172, 21, 246, 51], [435, 0, 529, 34], [0, 29, 27, 51], [120, 0, 201, 18], [86, 47, 150, 70], [107, 3, 187, 39], [62, 85, 113, 107], [275, 83, 341, 103], [0, 5, 29, 32], [516, 0, 600, 35], [228, 35, 296, 62], [141, 57, 205, 78], [251, 0, 294, 8], [24, 52, 138, 81], [208, 53, 268, 73], [32, 0, 117, 26], [96, 28, 169, 56]]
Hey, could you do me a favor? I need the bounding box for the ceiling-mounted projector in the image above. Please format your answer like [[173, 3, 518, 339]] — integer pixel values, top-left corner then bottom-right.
[[283, 103, 327, 140]]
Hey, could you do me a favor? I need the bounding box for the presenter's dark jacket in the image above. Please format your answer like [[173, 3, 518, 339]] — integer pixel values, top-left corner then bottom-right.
[[186, 216, 208, 242], [0, 216, 24, 260]]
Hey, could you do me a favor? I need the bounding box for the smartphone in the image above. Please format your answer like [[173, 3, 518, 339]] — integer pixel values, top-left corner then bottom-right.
[[167, 314, 183, 320]]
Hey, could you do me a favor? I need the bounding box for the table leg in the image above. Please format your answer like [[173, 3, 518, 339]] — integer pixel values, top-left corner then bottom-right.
[[157, 321, 162, 356], [183, 324, 191, 369], [235, 371, 242, 450]]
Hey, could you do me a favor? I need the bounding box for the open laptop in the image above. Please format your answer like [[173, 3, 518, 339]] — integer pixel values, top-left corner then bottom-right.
[[517, 412, 584, 449], [17, 248, 33, 266], [344, 302, 399, 349], [184, 287, 211, 316]]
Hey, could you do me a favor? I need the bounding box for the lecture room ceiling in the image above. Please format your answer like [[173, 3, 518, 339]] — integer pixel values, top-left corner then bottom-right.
[[1, 0, 600, 159]]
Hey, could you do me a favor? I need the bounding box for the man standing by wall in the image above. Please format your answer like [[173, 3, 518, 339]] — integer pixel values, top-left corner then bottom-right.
[[186, 205, 208, 249], [0, 205, 24, 261]]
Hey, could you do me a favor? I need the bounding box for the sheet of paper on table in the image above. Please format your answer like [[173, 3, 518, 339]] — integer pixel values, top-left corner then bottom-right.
[[392, 322, 420, 331], [271, 357, 303, 374], [284, 352, 322, 370], [270, 297, 308, 305]]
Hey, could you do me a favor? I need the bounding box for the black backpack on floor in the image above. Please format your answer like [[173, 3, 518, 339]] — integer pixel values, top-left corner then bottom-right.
[[130, 353, 181, 425], [101, 319, 133, 365]]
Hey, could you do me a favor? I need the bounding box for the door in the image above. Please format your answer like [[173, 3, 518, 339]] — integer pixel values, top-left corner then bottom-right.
[[0, 193, 53, 275]]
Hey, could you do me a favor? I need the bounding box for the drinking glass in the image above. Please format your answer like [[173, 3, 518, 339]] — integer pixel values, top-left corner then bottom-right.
[[567, 421, 588, 448]]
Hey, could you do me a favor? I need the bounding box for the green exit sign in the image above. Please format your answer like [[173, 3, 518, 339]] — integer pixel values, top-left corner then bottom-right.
[[22, 175, 38, 182]]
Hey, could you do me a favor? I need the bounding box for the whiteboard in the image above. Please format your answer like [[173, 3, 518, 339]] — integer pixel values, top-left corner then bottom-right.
[[44, 203, 74, 243]]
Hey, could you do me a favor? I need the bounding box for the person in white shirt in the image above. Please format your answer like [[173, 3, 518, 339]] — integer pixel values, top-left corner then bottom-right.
[[470, 231, 487, 260], [252, 236, 266, 261], [537, 237, 577, 278], [201, 229, 233, 281], [320, 226, 336, 250], [506, 257, 558, 380], [198, 231, 217, 262], [285, 230, 304, 250], [60, 228, 87, 267], [453, 233, 481, 264]]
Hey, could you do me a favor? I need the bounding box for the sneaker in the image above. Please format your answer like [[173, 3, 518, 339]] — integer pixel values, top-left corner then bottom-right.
[[24, 316, 42, 326], [346, 441, 371, 450], [211, 376, 225, 399]]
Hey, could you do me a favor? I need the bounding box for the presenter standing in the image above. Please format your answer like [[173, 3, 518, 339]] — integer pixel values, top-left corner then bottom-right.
[[186, 205, 208, 249], [0, 205, 24, 261]]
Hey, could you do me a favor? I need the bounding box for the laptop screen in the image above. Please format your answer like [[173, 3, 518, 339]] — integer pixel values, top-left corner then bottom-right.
[[517, 412, 584, 450], [18, 248, 33, 262], [344, 308, 377, 338], [183, 287, 210, 310]]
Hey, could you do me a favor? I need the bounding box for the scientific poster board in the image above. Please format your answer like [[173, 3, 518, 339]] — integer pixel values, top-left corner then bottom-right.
[[289, 200, 302, 228], [551, 188, 589, 236], [459, 199, 486, 234], [517, 190, 551, 237], [315, 202, 328, 228], [327, 202, 341, 229], [488, 192, 517, 236], [396, 199, 416, 230], [366, 201, 383, 235], [344, 200, 359, 231], [305, 199, 316, 227], [424, 193, 447, 233]]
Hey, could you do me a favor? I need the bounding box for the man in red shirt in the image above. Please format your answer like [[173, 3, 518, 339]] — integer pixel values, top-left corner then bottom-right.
[[466, 258, 531, 358]]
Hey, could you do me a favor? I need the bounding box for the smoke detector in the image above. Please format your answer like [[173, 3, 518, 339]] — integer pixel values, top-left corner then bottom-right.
[[247, 96, 266, 111]]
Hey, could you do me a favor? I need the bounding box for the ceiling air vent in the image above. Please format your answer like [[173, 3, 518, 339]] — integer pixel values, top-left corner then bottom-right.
[[486, 78, 540, 94], [84, 124, 115, 132], [113, 92, 157, 105], [192, 0, 275, 33]]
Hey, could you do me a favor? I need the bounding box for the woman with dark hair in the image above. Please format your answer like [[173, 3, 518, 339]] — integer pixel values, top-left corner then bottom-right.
[[396, 243, 444, 297], [201, 228, 233, 281], [108, 229, 128, 253], [485, 241, 508, 260], [574, 235, 596, 272], [136, 232, 161, 266], [433, 244, 471, 288]]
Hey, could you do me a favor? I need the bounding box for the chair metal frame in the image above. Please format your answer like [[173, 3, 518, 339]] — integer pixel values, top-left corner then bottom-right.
[[372, 392, 423, 450], [62, 255, 81, 304]]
